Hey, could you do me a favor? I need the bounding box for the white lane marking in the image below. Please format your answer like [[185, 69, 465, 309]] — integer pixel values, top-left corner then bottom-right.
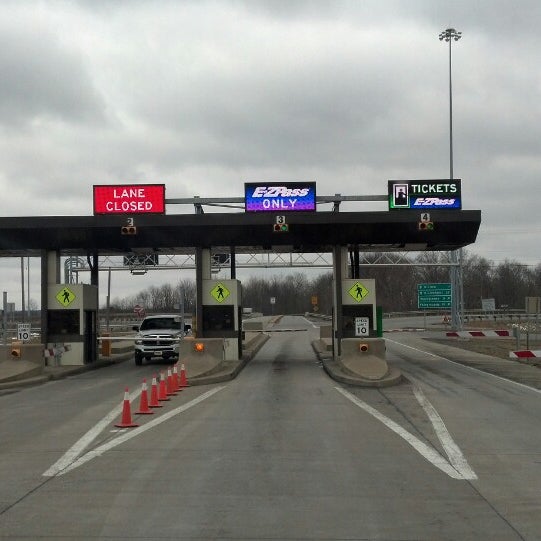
[[53, 386, 225, 476], [386, 338, 541, 396], [335, 386, 465, 479], [300, 316, 319, 329], [42, 388, 140, 477], [411, 383, 477, 480]]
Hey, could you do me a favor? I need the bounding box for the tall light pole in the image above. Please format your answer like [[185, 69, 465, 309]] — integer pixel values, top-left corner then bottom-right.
[[439, 27, 463, 330]]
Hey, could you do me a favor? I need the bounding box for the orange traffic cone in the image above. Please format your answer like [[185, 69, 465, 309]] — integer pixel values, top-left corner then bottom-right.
[[115, 388, 139, 428], [172, 364, 180, 393], [149, 375, 162, 408], [179, 363, 189, 388], [158, 372, 170, 401], [166, 367, 177, 396], [135, 379, 154, 415]]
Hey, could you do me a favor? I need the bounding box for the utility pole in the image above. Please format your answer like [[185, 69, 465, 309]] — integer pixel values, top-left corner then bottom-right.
[[439, 27, 463, 330]]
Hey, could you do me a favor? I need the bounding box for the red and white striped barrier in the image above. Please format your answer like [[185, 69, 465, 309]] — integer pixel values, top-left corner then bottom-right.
[[446, 330, 510, 338], [509, 350, 541, 359]]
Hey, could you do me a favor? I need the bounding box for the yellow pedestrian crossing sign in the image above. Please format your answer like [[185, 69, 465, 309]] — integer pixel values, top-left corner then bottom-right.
[[348, 282, 370, 303], [210, 283, 230, 303], [56, 286, 76, 307]]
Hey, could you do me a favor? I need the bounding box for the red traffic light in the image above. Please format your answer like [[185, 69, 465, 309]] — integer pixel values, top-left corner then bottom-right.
[[273, 223, 289, 233], [418, 221, 434, 231], [121, 226, 137, 235]]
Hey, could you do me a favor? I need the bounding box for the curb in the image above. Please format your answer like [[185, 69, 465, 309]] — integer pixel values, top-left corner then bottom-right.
[[0, 336, 271, 391], [311, 341, 403, 388], [0, 353, 132, 391], [184, 333, 270, 385]]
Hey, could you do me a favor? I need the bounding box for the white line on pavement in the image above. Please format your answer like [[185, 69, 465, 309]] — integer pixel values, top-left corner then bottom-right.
[[42, 388, 140, 477], [411, 383, 477, 480], [335, 386, 466, 480], [385, 338, 541, 396], [53, 386, 225, 476], [300, 316, 319, 328]]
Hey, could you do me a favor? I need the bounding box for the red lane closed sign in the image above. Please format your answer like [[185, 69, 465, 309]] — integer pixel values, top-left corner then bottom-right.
[[93, 184, 166, 215]]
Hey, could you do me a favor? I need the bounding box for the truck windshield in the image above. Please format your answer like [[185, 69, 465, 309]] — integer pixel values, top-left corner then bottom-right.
[[139, 318, 181, 331]]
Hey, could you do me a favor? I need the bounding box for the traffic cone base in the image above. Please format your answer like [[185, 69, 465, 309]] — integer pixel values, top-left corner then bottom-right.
[[115, 388, 139, 428]]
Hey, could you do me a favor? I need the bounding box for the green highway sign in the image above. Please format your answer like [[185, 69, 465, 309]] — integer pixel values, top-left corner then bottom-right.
[[417, 283, 452, 309]]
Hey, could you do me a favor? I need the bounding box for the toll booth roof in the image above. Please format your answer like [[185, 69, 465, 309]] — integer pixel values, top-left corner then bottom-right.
[[0, 210, 481, 256]]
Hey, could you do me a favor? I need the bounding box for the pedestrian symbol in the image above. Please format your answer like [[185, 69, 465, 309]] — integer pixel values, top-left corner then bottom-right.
[[347, 282, 369, 303], [210, 283, 230, 303], [56, 286, 76, 307]]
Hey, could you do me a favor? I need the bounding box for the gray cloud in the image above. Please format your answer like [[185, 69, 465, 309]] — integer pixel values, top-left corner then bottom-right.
[[0, 8, 105, 128], [0, 0, 539, 306]]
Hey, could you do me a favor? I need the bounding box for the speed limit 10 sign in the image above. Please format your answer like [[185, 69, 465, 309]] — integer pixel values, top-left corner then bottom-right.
[[354, 317, 369, 337], [17, 323, 31, 341]]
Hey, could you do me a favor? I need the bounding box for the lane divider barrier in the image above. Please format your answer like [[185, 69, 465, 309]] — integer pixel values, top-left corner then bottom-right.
[[446, 330, 510, 338], [114, 362, 190, 430], [510, 350, 541, 359]]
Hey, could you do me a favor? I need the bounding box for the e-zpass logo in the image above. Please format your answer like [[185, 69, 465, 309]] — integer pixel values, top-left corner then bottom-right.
[[413, 197, 457, 207], [252, 186, 310, 198]]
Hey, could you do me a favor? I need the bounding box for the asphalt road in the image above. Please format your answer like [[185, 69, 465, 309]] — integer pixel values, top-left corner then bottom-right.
[[0, 315, 540, 540]]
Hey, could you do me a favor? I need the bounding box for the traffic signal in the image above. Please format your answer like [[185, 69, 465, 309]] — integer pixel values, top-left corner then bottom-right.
[[418, 221, 434, 231], [121, 226, 137, 235], [359, 343, 369, 353], [273, 223, 289, 233]]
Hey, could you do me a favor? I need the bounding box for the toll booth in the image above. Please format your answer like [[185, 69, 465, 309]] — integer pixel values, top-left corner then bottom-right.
[[201, 279, 242, 360], [46, 284, 98, 365], [340, 278, 377, 339]]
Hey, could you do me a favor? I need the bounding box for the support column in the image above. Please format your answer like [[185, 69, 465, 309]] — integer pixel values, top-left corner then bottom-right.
[[41, 250, 61, 347], [230, 246, 236, 279], [195, 248, 212, 337], [89, 251, 99, 287], [332, 246, 348, 359]]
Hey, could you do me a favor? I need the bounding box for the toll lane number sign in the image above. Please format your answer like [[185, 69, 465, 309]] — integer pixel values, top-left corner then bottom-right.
[[355, 317, 369, 337]]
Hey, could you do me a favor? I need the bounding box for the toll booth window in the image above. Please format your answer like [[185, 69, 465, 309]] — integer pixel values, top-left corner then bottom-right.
[[48, 310, 80, 334], [202, 306, 234, 331]]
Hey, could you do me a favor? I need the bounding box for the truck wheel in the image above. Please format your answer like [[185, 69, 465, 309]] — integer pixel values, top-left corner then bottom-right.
[[134, 353, 143, 366]]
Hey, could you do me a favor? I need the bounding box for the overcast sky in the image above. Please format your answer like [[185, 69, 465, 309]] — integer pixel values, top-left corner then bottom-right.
[[1, 0, 540, 309]]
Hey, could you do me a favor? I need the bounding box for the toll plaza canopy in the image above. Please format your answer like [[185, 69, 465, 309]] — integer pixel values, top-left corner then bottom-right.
[[0, 209, 481, 256]]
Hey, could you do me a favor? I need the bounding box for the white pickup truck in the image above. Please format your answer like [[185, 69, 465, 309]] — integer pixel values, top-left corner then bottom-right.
[[133, 314, 191, 366]]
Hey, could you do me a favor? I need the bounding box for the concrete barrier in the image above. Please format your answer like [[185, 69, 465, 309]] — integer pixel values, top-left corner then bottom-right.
[[179, 338, 224, 378], [339, 338, 390, 381], [1, 343, 45, 364], [243, 321, 264, 331], [319, 325, 332, 339]]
